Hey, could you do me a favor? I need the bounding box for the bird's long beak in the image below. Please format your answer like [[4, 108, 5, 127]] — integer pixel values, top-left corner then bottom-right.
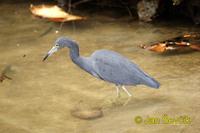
[[43, 46, 58, 61]]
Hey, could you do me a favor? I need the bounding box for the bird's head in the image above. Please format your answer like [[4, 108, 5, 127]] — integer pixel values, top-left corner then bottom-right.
[[43, 36, 76, 61]]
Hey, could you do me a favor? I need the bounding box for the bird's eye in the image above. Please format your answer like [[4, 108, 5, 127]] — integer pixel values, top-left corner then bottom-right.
[[55, 44, 59, 47]]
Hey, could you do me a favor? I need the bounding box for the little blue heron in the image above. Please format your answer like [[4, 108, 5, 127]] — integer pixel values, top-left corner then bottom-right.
[[43, 37, 160, 98]]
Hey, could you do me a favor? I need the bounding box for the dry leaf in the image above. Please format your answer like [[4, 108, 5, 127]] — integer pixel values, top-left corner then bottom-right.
[[183, 35, 191, 38], [30, 4, 86, 21], [189, 44, 200, 51], [142, 34, 200, 52], [165, 45, 189, 51], [175, 42, 190, 46], [141, 43, 166, 52]]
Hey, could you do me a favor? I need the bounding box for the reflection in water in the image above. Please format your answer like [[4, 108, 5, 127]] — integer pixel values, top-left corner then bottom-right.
[[0, 1, 199, 133]]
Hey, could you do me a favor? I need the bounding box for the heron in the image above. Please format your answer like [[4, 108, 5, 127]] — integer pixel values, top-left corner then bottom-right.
[[43, 36, 160, 99]]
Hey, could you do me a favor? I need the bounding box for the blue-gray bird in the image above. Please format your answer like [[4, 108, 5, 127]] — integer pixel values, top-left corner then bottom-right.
[[43, 37, 160, 98]]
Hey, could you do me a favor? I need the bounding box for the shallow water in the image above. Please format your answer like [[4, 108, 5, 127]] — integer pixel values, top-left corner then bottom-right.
[[0, 1, 200, 133]]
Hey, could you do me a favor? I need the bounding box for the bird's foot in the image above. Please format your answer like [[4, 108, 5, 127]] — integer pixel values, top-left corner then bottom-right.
[[108, 95, 122, 106], [107, 95, 133, 107], [116, 94, 121, 101], [123, 96, 133, 107]]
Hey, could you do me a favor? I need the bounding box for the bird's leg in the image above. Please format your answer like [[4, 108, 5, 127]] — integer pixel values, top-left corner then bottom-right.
[[121, 85, 133, 98], [116, 85, 121, 99], [108, 85, 121, 106], [108, 85, 132, 107]]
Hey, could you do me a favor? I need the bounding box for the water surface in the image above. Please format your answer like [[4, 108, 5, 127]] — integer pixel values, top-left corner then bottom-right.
[[0, 1, 199, 133]]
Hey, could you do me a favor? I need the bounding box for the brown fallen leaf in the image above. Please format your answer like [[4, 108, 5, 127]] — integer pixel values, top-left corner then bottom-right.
[[175, 42, 190, 46], [189, 44, 200, 51], [142, 33, 200, 52], [30, 4, 86, 22], [141, 43, 166, 52], [165, 45, 191, 51], [50, 17, 86, 22], [183, 34, 191, 38]]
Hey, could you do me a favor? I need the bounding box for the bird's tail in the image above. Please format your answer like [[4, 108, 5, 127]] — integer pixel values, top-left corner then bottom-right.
[[145, 76, 161, 89]]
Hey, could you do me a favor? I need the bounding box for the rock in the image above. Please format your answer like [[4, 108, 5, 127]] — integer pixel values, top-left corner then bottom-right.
[[172, 0, 182, 5], [137, 0, 159, 21], [70, 106, 103, 119]]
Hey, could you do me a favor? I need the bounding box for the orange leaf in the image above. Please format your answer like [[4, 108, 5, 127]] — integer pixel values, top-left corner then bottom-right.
[[189, 44, 200, 51], [141, 43, 166, 52], [30, 4, 86, 21], [183, 35, 191, 38], [175, 42, 190, 46]]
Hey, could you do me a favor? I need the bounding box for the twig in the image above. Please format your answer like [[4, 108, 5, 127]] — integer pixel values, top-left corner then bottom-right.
[[59, 0, 72, 33], [68, 0, 72, 13], [71, 0, 91, 7], [90, 2, 124, 8], [59, 20, 65, 33], [124, 4, 132, 17], [119, 0, 132, 17], [0, 65, 11, 82], [39, 27, 53, 38]]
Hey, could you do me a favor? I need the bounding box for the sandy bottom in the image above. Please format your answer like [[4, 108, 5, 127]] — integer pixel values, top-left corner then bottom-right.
[[0, 1, 199, 133]]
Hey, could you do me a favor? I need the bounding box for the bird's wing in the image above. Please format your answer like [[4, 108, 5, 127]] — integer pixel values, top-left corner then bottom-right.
[[91, 50, 150, 86]]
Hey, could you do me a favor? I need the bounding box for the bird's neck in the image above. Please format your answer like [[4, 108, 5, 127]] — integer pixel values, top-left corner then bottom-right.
[[69, 43, 80, 60], [68, 44, 94, 75], [68, 43, 85, 69]]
